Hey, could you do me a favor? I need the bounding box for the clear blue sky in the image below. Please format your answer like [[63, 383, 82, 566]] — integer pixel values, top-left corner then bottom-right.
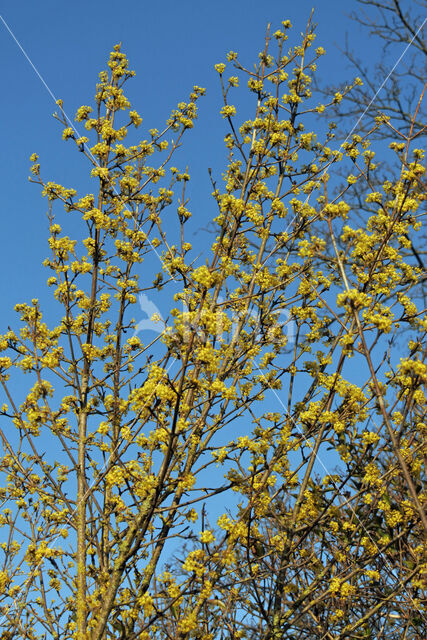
[[0, 0, 378, 329]]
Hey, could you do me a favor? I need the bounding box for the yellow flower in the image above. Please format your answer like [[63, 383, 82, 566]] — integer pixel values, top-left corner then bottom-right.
[[129, 110, 142, 127], [329, 578, 341, 594], [75, 105, 93, 121], [178, 612, 197, 633], [199, 530, 215, 544], [220, 105, 236, 118], [62, 127, 74, 140]]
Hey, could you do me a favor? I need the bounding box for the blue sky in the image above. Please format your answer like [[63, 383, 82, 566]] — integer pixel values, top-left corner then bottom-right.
[[0, 0, 377, 328]]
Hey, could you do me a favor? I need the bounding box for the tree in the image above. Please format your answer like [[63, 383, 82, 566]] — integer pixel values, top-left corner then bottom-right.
[[0, 15, 425, 640]]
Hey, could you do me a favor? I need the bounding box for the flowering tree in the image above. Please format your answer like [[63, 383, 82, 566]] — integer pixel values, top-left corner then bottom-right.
[[0, 15, 425, 640]]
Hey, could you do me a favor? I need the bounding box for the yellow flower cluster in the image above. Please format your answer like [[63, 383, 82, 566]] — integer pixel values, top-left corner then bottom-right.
[[199, 530, 215, 544], [220, 105, 236, 118]]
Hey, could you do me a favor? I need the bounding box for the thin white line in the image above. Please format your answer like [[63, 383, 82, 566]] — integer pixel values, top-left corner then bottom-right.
[[0, 14, 59, 103], [297, 15, 427, 216], [281, 12, 427, 493], [0, 13, 174, 280], [263, 17, 427, 611], [275, 17, 427, 613], [343, 16, 427, 144]]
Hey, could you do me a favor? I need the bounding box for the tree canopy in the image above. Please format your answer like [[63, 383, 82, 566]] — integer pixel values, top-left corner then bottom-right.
[[0, 10, 425, 640]]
